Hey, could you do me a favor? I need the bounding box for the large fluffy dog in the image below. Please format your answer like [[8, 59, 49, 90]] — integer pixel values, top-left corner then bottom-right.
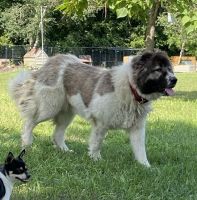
[[10, 51, 177, 167]]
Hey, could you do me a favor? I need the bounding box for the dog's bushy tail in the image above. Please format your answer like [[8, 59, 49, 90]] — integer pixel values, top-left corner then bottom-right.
[[9, 71, 37, 118], [9, 71, 31, 102]]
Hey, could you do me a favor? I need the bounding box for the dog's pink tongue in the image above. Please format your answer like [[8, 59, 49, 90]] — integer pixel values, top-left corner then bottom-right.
[[165, 88, 175, 96]]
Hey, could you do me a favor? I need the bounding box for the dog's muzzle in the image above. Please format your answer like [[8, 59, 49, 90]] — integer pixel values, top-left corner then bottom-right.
[[165, 76, 177, 96], [168, 76, 177, 88], [16, 171, 31, 183]]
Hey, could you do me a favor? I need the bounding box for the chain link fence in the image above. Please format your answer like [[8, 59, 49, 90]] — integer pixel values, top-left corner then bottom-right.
[[0, 45, 142, 67]]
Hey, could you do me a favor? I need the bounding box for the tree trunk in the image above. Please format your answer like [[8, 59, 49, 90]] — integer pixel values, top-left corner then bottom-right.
[[33, 34, 39, 47], [29, 37, 34, 47], [178, 41, 185, 64], [145, 0, 160, 51]]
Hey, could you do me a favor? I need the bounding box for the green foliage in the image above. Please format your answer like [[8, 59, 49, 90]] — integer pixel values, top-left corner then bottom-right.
[[56, 0, 197, 54], [58, 0, 154, 20], [116, 7, 128, 18], [57, 0, 89, 16], [0, 0, 59, 45], [129, 26, 145, 48], [47, 9, 143, 48], [0, 0, 196, 55], [109, 0, 153, 19], [0, 4, 37, 44], [157, 10, 197, 56], [0, 0, 24, 11], [0, 35, 12, 45], [172, 0, 197, 35], [165, 0, 197, 35]]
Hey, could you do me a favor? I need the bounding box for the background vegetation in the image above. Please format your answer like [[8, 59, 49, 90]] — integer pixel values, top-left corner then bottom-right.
[[0, 0, 197, 56], [0, 71, 197, 200]]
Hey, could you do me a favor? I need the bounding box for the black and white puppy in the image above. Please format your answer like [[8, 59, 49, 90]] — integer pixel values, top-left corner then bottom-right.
[[0, 150, 30, 200]]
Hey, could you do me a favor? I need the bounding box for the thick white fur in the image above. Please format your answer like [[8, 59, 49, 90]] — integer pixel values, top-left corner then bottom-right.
[[0, 173, 13, 200], [10, 55, 158, 167], [87, 64, 151, 166]]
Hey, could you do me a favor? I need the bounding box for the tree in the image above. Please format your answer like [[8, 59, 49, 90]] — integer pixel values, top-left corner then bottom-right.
[[47, 9, 141, 48], [169, 0, 197, 57], [0, 0, 143, 49], [58, 0, 197, 51], [1, 0, 196, 56], [58, 0, 162, 50], [157, 6, 197, 57], [0, 0, 59, 46]]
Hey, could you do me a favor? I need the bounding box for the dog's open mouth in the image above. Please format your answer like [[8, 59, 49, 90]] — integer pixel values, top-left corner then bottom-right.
[[16, 177, 30, 183], [164, 88, 175, 96]]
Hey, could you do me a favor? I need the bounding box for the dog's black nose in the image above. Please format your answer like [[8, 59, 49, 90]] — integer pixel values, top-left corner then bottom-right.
[[170, 76, 177, 86]]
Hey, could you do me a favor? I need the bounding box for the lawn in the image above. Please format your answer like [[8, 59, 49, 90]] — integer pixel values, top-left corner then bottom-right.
[[0, 71, 197, 200]]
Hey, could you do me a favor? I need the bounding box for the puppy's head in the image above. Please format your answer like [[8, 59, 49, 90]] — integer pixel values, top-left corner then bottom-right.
[[132, 51, 177, 99], [4, 150, 30, 183]]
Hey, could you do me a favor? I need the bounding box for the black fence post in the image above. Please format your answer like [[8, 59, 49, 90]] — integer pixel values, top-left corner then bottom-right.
[[5, 46, 7, 59]]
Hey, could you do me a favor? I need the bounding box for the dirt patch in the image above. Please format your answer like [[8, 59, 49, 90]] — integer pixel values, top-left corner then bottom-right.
[[0, 65, 23, 72]]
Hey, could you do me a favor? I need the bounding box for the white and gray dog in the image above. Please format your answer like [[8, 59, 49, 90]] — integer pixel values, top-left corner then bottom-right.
[[10, 51, 177, 167]]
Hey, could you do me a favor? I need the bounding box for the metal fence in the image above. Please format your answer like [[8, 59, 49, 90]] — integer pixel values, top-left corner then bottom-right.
[[0, 45, 142, 67]]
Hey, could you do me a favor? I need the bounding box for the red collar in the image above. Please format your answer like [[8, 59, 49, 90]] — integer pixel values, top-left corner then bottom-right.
[[129, 84, 148, 104]]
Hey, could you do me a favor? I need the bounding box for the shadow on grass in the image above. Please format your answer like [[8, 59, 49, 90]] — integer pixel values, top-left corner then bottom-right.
[[173, 91, 197, 101], [1, 118, 196, 167]]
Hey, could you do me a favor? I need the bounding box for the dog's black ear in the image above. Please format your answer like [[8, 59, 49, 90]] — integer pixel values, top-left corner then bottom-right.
[[18, 149, 26, 158], [140, 52, 153, 62], [132, 52, 153, 69], [5, 152, 14, 164]]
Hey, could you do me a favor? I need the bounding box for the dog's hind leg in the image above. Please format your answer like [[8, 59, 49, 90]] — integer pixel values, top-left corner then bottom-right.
[[88, 124, 107, 161], [52, 111, 74, 152], [22, 119, 36, 148]]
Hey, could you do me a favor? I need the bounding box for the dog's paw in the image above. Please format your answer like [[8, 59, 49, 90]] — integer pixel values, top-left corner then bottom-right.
[[139, 160, 151, 168], [53, 143, 73, 153], [88, 151, 102, 161], [144, 163, 151, 168], [52, 138, 73, 153], [52, 141, 73, 153], [22, 134, 33, 148]]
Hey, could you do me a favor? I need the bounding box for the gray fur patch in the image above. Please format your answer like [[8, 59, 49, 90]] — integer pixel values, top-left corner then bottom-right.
[[63, 63, 102, 107], [32, 55, 62, 86], [32, 54, 81, 86], [95, 72, 114, 95]]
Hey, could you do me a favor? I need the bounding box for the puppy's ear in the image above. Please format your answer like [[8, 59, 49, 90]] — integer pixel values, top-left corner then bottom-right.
[[18, 149, 26, 159], [5, 152, 14, 164]]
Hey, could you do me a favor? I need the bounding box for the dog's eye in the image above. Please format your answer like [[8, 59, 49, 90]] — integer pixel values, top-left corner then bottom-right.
[[167, 66, 173, 72], [153, 68, 162, 72], [16, 169, 24, 173]]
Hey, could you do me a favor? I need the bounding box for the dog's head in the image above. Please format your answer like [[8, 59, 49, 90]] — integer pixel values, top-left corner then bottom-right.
[[4, 150, 30, 183], [132, 51, 177, 99]]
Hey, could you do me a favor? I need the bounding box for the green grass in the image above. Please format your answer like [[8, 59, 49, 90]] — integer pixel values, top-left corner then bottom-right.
[[0, 71, 197, 200]]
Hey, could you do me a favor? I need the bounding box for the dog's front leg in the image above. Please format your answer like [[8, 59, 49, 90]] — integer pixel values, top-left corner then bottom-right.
[[129, 119, 150, 167], [88, 125, 107, 161]]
